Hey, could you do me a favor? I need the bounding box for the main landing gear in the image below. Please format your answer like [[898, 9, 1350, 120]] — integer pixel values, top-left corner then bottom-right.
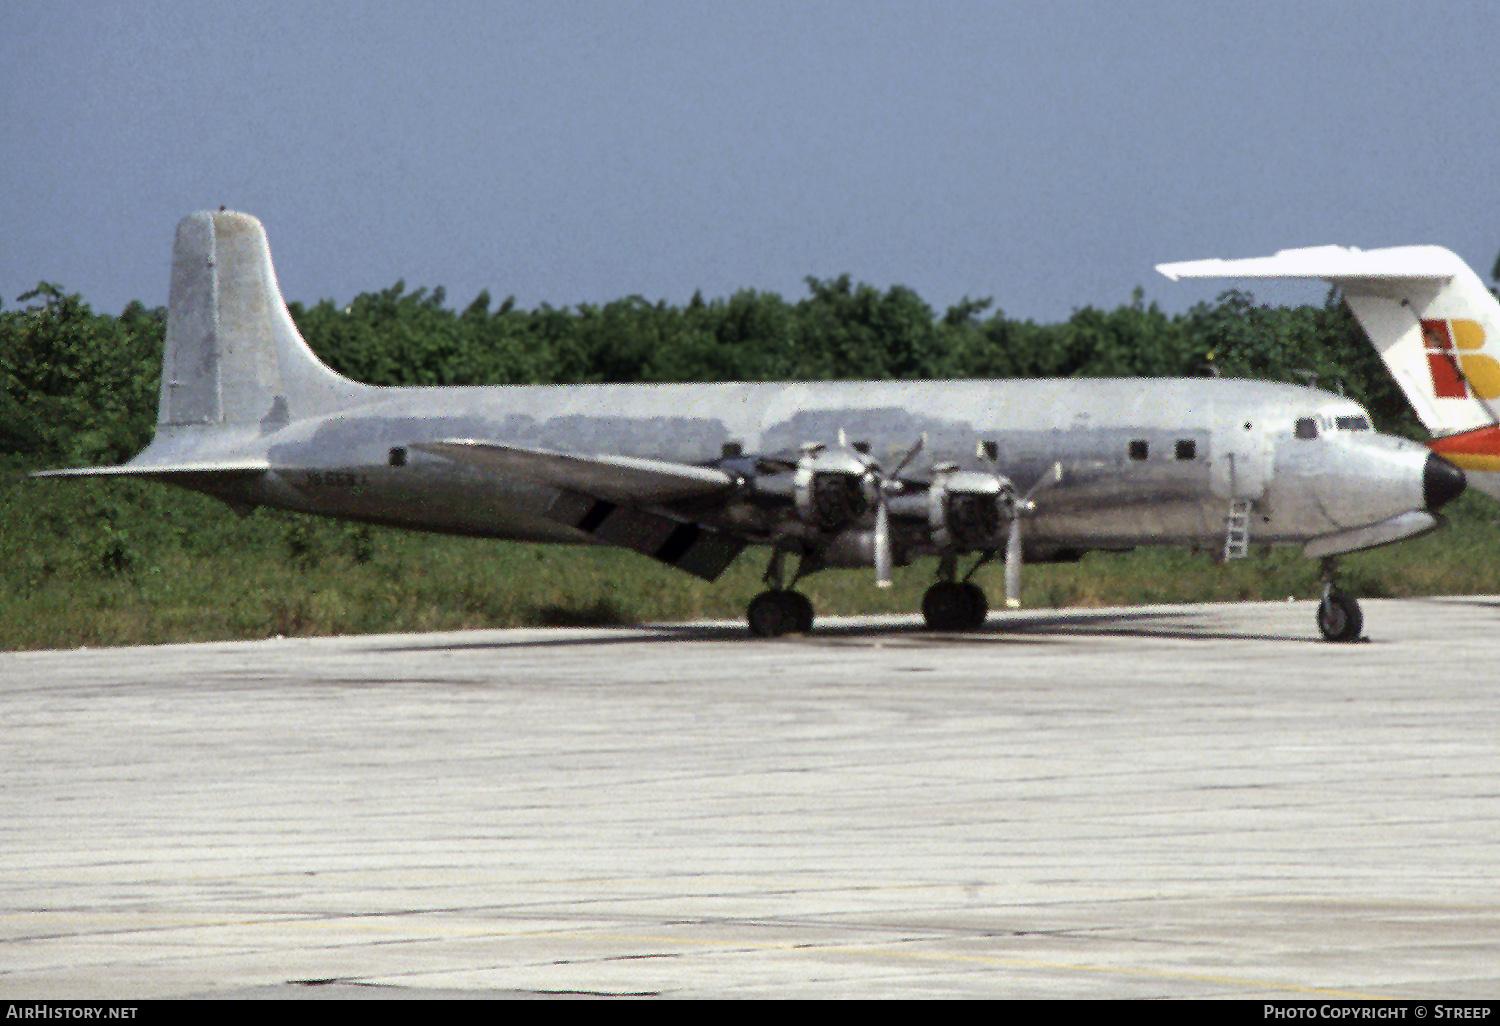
[[744, 548, 1001, 637], [920, 551, 991, 632], [746, 549, 815, 638], [1316, 557, 1364, 643], [747, 589, 814, 638], [921, 581, 987, 631]]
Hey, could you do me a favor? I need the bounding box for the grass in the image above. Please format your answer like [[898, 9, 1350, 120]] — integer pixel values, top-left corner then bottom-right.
[[4, 464, 1499, 652]]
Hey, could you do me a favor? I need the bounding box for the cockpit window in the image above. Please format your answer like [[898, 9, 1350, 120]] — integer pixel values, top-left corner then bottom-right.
[[1295, 417, 1318, 440], [1335, 415, 1371, 431]]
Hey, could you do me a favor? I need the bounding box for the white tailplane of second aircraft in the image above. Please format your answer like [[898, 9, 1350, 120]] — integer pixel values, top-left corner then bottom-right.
[[1159, 245, 1500, 500]]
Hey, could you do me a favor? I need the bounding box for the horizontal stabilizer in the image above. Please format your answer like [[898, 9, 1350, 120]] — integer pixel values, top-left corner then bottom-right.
[[1158, 244, 1500, 438], [31, 460, 270, 479], [1156, 245, 1464, 283], [412, 440, 733, 503]]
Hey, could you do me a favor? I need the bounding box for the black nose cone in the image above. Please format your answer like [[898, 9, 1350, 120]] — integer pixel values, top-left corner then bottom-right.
[[1424, 452, 1466, 511]]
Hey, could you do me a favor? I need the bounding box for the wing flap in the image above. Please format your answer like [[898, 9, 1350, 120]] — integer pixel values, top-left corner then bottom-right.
[[546, 490, 744, 580]]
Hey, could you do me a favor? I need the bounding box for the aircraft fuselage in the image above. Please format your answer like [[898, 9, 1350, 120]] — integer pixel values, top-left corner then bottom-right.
[[153, 376, 1441, 562], [38, 211, 1466, 640]]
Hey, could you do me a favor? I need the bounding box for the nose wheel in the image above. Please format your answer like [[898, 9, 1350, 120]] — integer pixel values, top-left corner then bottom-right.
[[1316, 558, 1364, 642], [1317, 588, 1363, 643]]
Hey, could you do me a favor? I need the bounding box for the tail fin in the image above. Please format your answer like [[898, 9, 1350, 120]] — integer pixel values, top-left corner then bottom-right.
[[159, 210, 370, 431], [33, 212, 371, 479], [1157, 246, 1500, 437]]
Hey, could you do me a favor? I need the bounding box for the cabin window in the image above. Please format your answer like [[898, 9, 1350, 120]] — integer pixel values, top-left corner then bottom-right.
[[1335, 415, 1371, 431], [1175, 439, 1196, 461], [1295, 418, 1318, 440], [1128, 440, 1149, 461]]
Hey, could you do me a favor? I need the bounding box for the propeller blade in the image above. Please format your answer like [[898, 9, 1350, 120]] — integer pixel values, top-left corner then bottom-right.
[[1005, 515, 1022, 608], [875, 497, 893, 588], [889, 435, 925, 480], [1026, 461, 1063, 501]]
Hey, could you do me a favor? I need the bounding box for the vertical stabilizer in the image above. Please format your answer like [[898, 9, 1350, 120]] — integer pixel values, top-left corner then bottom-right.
[[1157, 246, 1500, 437], [159, 211, 370, 432], [162, 213, 222, 425]]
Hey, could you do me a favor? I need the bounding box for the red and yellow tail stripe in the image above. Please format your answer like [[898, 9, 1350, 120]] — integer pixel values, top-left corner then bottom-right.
[[1428, 425, 1500, 472]]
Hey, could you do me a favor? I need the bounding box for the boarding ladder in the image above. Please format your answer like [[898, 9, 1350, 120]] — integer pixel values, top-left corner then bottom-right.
[[1223, 498, 1253, 560]]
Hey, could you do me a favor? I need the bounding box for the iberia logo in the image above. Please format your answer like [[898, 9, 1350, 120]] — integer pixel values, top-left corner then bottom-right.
[[1423, 318, 1500, 400]]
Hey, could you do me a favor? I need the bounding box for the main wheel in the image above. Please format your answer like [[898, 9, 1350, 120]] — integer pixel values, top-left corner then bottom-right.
[[787, 590, 815, 634], [1316, 590, 1363, 643], [923, 582, 978, 631], [961, 582, 988, 629], [747, 590, 814, 637]]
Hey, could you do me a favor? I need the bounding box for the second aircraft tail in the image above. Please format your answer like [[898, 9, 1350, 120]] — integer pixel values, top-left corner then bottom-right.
[[1158, 245, 1500, 484]]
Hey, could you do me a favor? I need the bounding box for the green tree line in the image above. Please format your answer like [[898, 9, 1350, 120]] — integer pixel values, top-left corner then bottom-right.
[[2, 274, 1424, 471]]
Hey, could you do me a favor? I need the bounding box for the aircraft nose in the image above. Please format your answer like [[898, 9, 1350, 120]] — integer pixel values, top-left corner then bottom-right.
[[1424, 452, 1466, 511]]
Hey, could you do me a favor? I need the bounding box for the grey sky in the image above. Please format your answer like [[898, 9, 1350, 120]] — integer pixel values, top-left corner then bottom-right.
[[3, 0, 1496, 323]]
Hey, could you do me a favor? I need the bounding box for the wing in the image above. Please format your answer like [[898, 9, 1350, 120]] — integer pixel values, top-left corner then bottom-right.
[[411, 440, 732, 503], [412, 439, 744, 581]]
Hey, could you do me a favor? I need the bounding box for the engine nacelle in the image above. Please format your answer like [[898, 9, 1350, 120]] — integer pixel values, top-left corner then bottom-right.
[[927, 465, 1016, 549], [793, 445, 876, 531]]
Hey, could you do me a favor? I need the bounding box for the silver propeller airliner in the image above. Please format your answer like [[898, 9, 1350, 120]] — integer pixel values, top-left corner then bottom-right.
[[38, 212, 1467, 641]]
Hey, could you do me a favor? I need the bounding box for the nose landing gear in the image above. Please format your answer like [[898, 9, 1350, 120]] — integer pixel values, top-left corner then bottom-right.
[[1317, 557, 1364, 643]]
